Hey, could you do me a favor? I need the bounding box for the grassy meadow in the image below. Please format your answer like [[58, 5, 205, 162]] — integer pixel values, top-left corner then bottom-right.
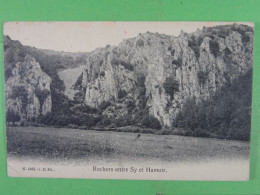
[[6, 126, 250, 165]]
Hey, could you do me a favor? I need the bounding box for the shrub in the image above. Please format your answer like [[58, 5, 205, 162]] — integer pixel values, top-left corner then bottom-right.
[[115, 116, 134, 127], [6, 110, 20, 122], [99, 115, 112, 126], [118, 89, 127, 99], [100, 71, 105, 77], [172, 57, 182, 68], [194, 128, 210, 137], [209, 39, 219, 57], [4, 67, 12, 81], [111, 58, 119, 65], [163, 77, 179, 100], [171, 49, 175, 56], [111, 59, 134, 71], [120, 61, 134, 71], [127, 100, 136, 113], [10, 86, 28, 111], [141, 115, 161, 130], [156, 129, 173, 135], [218, 27, 231, 39], [223, 47, 232, 65], [73, 91, 85, 103], [136, 39, 145, 47], [137, 74, 146, 86], [197, 71, 208, 85], [74, 73, 83, 89], [98, 101, 111, 111], [242, 34, 250, 44], [35, 88, 50, 113], [188, 35, 201, 59]]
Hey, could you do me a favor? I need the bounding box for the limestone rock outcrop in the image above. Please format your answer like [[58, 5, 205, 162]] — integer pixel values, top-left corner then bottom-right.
[[5, 55, 52, 121], [78, 25, 254, 128]]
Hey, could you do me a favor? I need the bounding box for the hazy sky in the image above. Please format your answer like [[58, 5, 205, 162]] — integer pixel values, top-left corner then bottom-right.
[[4, 22, 254, 52]]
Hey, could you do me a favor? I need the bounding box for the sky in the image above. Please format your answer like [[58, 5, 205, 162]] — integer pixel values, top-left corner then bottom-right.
[[4, 22, 254, 52]]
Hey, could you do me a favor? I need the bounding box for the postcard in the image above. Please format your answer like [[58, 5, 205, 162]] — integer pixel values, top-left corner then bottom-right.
[[4, 21, 254, 180]]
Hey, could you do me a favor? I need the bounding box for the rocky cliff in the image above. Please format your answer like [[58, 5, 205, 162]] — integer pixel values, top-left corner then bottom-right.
[[76, 24, 253, 128], [5, 54, 52, 122], [4, 24, 254, 131]]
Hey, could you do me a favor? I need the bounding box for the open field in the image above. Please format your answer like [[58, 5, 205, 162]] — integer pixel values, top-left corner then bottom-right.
[[7, 126, 250, 164], [6, 126, 250, 180]]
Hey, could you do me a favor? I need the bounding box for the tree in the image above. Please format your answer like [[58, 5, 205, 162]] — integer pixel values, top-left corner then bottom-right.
[[209, 39, 219, 57], [172, 69, 252, 141], [6, 110, 20, 122], [35, 88, 50, 113], [10, 86, 28, 111], [141, 115, 161, 129], [197, 71, 209, 86], [136, 39, 144, 47], [118, 89, 127, 99], [163, 77, 179, 100]]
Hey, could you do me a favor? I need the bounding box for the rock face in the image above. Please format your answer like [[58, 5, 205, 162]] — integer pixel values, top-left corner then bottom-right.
[[5, 55, 52, 121], [78, 25, 254, 128], [4, 24, 254, 128]]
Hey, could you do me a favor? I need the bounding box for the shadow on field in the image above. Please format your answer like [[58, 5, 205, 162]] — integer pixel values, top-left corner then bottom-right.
[[7, 128, 115, 160]]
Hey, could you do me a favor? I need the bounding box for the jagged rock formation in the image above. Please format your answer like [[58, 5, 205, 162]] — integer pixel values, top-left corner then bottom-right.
[[4, 24, 254, 131], [5, 55, 52, 121], [76, 24, 254, 128]]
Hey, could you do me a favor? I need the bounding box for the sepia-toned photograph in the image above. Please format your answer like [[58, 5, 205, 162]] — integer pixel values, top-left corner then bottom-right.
[[4, 22, 254, 180]]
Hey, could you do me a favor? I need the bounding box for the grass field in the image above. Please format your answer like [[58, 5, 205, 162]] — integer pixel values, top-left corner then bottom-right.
[[6, 126, 250, 165]]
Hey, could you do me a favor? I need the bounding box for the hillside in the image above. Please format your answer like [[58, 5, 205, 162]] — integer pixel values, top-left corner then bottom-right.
[[4, 23, 254, 140]]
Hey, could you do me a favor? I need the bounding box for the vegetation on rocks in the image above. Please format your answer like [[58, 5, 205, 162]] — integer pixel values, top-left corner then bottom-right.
[[163, 77, 179, 100], [173, 69, 252, 141], [4, 23, 254, 140]]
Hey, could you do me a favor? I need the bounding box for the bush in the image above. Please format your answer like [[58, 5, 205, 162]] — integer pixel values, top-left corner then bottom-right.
[[137, 74, 146, 86], [194, 128, 210, 137], [127, 100, 136, 113], [73, 91, 85, 103], [209, 39, 219, 57], [100, 71, 105, 77], [4, 67, 12, 81], [10, 86, 28, 111], [197, 71, 208, 85], [188, 35, 204, 59], [141, 115, 161, 130], [120, 61, 134, 71], [111, 59, 134, 71], [242, 34, 250, 44], [6, 110, 20, 122], [156, 129, 173, 135], [35, 88, 50, 113], [172, 57, 182, 68], [171, 49, 175, 56], [136, 39, 145, 47], [115, 116, 134, 127], [163, 77, 179, 100], [111, 58, 119, 65], [223, 47, 232, 65], [74, 73, 83, 89], [98, 101, 111, 111], [118, 89, 127, 99], [99, 115, 112, 126]]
